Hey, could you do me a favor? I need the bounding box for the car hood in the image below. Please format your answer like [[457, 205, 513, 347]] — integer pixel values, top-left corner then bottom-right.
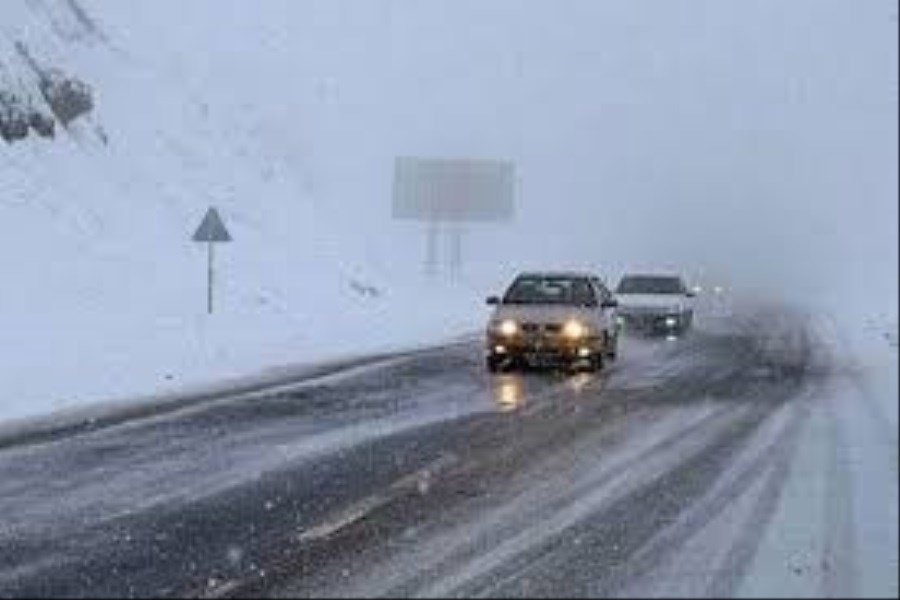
[[617, 294, 685, 311], [490, 304, 595, 324]]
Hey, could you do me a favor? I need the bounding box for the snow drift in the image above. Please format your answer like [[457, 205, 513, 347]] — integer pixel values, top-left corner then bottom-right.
[[0, 0, 489, 422]]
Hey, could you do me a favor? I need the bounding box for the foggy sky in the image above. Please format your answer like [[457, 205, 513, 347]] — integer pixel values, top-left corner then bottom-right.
[[106, 0, 898, 306]]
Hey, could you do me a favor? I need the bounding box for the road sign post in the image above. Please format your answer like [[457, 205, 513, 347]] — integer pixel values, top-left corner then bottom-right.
[[192, 207, 232, 314], [207, 241, 214, 314]]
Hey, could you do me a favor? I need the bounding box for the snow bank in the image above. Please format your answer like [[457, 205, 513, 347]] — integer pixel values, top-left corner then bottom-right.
[[1, 0, 490, 424]]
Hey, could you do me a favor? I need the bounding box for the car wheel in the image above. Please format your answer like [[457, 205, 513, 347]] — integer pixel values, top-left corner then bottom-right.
[[606, 332, 619, 361], [486, 356, 502, 373]]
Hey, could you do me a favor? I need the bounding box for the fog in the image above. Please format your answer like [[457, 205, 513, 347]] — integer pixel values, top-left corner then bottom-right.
[[86, 0, 900, 306]]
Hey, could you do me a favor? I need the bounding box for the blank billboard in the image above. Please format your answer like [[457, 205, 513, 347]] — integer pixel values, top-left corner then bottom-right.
[[392, 156, 515, 222]]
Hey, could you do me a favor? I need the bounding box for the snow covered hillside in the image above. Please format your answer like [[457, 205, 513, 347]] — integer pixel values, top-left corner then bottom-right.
[[1, 0, 896, 426], [1, 0, 492, 423]]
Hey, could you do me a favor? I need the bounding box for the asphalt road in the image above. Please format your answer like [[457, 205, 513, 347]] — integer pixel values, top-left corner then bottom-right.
[[0, 304, 841, 598]]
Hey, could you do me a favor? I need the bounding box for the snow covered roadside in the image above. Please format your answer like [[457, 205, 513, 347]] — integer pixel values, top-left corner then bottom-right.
[[819, 305, 898, 597], [2, 0, 502, 428], [739, 304, 898, 598], [0, 276, 487, 433]]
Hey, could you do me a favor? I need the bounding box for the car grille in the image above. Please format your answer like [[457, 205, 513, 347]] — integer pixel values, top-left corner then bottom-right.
[[619, 305, 668, 316], [621, 313, 679, 330], [521, 322, 562, 334]]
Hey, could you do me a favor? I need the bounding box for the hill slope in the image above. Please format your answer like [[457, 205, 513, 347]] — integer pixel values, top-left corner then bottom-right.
[[1, 0, 482, 422]]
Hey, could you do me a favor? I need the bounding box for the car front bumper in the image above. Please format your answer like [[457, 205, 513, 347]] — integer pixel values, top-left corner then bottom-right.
[[619, 312, 685, 333], [486, 333, 602, 365]]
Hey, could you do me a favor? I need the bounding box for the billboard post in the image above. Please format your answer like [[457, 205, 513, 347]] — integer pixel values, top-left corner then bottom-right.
[[426, 218, 439, 275], [449, 221, 463, 278], [392, 157, 515, 277]]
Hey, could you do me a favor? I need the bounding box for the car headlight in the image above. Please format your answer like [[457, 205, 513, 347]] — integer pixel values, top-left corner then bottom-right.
[[497, 319, 519, 337], [563, 319, 588, 339], [665, 316, 678, 327]]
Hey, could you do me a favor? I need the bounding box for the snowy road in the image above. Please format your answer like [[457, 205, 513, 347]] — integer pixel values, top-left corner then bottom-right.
[[0, 305, 895, 598]]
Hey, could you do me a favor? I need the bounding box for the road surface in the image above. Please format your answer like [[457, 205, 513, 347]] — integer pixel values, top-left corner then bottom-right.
[[0, 304, 894, 597]]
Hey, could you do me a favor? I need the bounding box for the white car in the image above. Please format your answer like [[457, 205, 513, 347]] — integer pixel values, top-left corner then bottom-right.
[[614, 274, 696, 335]]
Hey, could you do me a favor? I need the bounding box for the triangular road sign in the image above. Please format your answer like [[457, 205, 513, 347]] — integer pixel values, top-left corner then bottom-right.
[[192, 207, 232, 243]]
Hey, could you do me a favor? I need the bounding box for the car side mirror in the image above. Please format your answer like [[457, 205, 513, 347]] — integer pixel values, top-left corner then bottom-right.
[[486, 296, 500, 306], [601, 298, 619, 309]]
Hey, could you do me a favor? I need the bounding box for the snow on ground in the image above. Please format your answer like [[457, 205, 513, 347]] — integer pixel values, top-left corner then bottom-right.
[[821, 298, 898, 598], [1, 0, 896, 463], [742, 300, 898, 597], [1, 0, 495, 424]]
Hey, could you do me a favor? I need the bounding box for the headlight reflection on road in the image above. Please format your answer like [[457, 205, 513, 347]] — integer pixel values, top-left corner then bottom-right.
[[567, 373, 591, 395], [491, 376, 524, 413]]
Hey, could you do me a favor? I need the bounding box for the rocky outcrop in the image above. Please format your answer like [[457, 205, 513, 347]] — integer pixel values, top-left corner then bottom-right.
[[0, 90, 56, 142], [28, 109, 56, 138], [1, 42, 93, 144], [350, 279, 383, 298], [0, 92, 27, 142], [38, 69, 93, 126]]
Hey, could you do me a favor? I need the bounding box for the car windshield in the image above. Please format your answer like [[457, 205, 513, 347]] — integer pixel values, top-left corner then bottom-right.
[[503, 276, 595, 305], [616, 276, 685, 295]]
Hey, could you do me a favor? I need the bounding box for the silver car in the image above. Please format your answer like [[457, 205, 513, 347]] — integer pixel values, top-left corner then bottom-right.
[[485, 272, 621, 372], [614, 273, 696, 335]]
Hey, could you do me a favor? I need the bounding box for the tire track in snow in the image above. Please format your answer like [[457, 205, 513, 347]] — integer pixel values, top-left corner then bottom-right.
[[268, 311, 824, 599]]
